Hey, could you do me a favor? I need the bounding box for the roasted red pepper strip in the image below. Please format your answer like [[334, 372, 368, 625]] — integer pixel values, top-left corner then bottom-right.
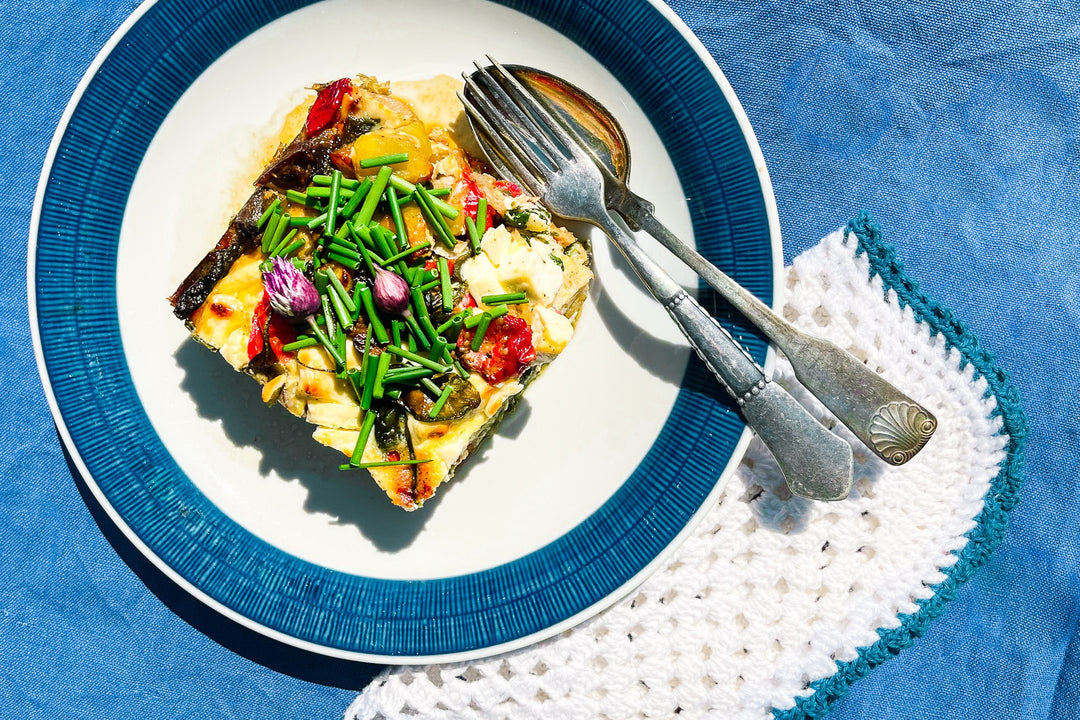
[[423, 257, 454, 275], [267, 311, 299, 363], [457, 315, 536, 384], [305, 78, 352, 137], [494, 179, 523, 198], [457, 166, 497, 229], [247, 292, 270, 361]]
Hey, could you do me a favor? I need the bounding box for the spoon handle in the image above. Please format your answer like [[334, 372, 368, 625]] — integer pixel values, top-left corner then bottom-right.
[[591, 210, 854, 501], [615, 194, 937, 466]]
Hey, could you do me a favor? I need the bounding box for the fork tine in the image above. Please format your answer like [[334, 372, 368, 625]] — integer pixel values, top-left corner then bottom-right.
[[460, 74, 549, 189], [471, 61, 570, 165], [485, 56, 593, 164], [457, 89, 545, 197]]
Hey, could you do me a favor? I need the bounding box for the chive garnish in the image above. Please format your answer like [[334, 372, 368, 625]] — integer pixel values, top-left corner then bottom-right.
[[428, 337, 448, 365], [286, 189, 312, 206], [390, 319, 403, 348], [385, 345, 451, 373], [281, 337, 318, 352], [360, 354, 378, 410], [453, 360, 470, 380], [306, 317, 345, 368], [357, 283, 390, 344], [437, 257, 453, 311], [487, 304, 509, 320], [320, 293, 338, 341], [306, 212, 328, 230], [261, 211, 281, 253], [359, 152, 409, 168], [471, 313, 493, 351], [313, 174, 360, 190], [269, 228, 297, 257], [476, 197, 488, 235], [463, 311, 485, 329], [355, 166, 393, 227], [327, 283, 352, 330], [289, 215, 314, 227], [326, 170, 342, 235], [465, 215, 481, 256], [257, 198, 281, 229], [386, 185, 409, 251], [372, 349, 392, 399], [428, 382, 455, 418], [327, 243, 362, 262], [403, 313, 430, 350], [436, 313, 465, 336], [325, 268, 357, 314], [481, 292, 528, 305], [415, 186, 456, 249], [383, 366, 434, 384], [339, 178, 371, 220], [326, 252, 360, 271], [376, 239, 432, 266], [417, 279, 439, 293], [387, 176, 459, 218], [340, 458, 432, 470], [420, 377, 442, 399], [349, 410, 377, 466], [368, 223, 394, 260], [276, 237, 305, 259]]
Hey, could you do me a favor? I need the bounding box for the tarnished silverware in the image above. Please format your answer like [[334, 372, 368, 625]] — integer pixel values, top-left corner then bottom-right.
[[490, 64, 937, 467], [461, 59, 854, 501]]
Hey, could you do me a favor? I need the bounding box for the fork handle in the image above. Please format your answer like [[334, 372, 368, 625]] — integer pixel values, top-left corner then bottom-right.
[[615, 193, 937, 466], [592, 212, 854, 501]]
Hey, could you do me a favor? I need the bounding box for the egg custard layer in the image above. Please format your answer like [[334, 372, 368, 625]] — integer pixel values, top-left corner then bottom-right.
[[169, 74, 592, 511]]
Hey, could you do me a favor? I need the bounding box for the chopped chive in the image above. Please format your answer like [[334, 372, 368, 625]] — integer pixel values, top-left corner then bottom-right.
[[352, 274, 364, 312], [436, 313, 466, 336], [327, 283, 352, 330], [368, 223, 395, 260], [390, 319, 403, 347], [347, 368, 365, 402], [386, 185, 409, 251], [414, 186, 456, 249], [306, 317, 345, 367], [339, 178, 371, 219], [320, 293, 337, 341], [463, 311, 485, 329], [261, 211, 281, 253], [387, 176, 459, 218], [349, 222, 378, 253], [306, 185, 354, 200], [428, 337, 447, 365], [269, 227, 297, 257], [325, 268, 357, 314], [465, 215, 481, 256], [376, 239, 432, 266], [326, 252, 360, 271], [386, 388, 403, 400], [476, 198, 488, 235], [349, 410, 377, 466], [357, 283, 390, 344], [418, 279, 440, 293], [355, 166, 393, 227], [403, 313, 430, 350], [306, 212, 328, 230], [420, 377, 442, 398], [340, 458, 432, 470], [385, 345, 451, 373], [471, 313, 493, 351], [481, 292, 528, 305], [361, 325, 372, 372], [383, 366, 434, 384], [453, 360, 470, 380], [487, 303, 509, 320], [326, 170, 342, 235], [409, 286, 430, 320], [326, 233, 359, 252], [419, 315, 439, 344], [327, 243, 362, 262], [437, 257, 452, 312], [360, 354, 378, 409], [289, 215, 315, 227], [313, 174, 360, 190], [428, 187, 452, 198], [257, 198, 281, 229], [281, 337, 318, 352], [359, 152, 409, 168], [428, 382, 455, 418], [275, 237, 305, 259], [286, 189, 313, 206]]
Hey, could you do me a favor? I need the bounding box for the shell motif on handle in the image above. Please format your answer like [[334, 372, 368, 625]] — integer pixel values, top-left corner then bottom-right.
[[869, 401, 938, 465]]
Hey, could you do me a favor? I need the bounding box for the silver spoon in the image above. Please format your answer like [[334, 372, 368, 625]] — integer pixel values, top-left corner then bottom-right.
[[503, 65, 937, 466]]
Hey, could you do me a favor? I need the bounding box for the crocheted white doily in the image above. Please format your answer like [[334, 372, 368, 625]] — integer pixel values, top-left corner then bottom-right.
[[344, 227, 1008, 720]]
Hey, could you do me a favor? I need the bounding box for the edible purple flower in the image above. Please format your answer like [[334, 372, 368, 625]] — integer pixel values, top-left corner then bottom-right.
[[262, 258, 320, 318], [372, 265, 410, 314]]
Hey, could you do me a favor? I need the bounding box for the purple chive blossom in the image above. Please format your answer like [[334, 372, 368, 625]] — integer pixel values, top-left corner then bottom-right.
[[262, 258, 320, 318], [372, 265, 411, 314]]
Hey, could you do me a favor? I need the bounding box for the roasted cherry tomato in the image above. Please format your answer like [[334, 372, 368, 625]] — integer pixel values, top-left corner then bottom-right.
[[457, 314, 536, 384], [246, 292, 270, 361], [305, 78, 352, 136], [267, 311, 298, 363]]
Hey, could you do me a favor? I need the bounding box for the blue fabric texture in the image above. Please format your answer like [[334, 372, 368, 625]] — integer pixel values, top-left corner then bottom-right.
[[3, 2, 1073, 720]]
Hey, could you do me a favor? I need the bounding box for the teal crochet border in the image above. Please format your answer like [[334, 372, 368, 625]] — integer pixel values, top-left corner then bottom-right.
[[773, 212, 1029, 719]]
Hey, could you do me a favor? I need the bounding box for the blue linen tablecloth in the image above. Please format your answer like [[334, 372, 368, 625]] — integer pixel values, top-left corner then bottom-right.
[[3, 0, 1074, 718]]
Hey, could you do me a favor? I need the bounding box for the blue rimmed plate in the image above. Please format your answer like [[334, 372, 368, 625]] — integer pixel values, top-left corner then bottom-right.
[[29, 0, 780, 663]]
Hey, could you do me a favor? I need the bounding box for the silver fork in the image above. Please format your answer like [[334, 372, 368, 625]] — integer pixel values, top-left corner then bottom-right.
[[461, 59, 854, 501]]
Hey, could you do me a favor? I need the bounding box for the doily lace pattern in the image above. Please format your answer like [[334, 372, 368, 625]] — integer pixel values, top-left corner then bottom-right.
[[345, 216, 1025, 720]]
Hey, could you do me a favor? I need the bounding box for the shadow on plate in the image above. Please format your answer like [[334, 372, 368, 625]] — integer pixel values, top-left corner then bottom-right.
[[58, 431, 381, 690], [175, 341, 431, 551]]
